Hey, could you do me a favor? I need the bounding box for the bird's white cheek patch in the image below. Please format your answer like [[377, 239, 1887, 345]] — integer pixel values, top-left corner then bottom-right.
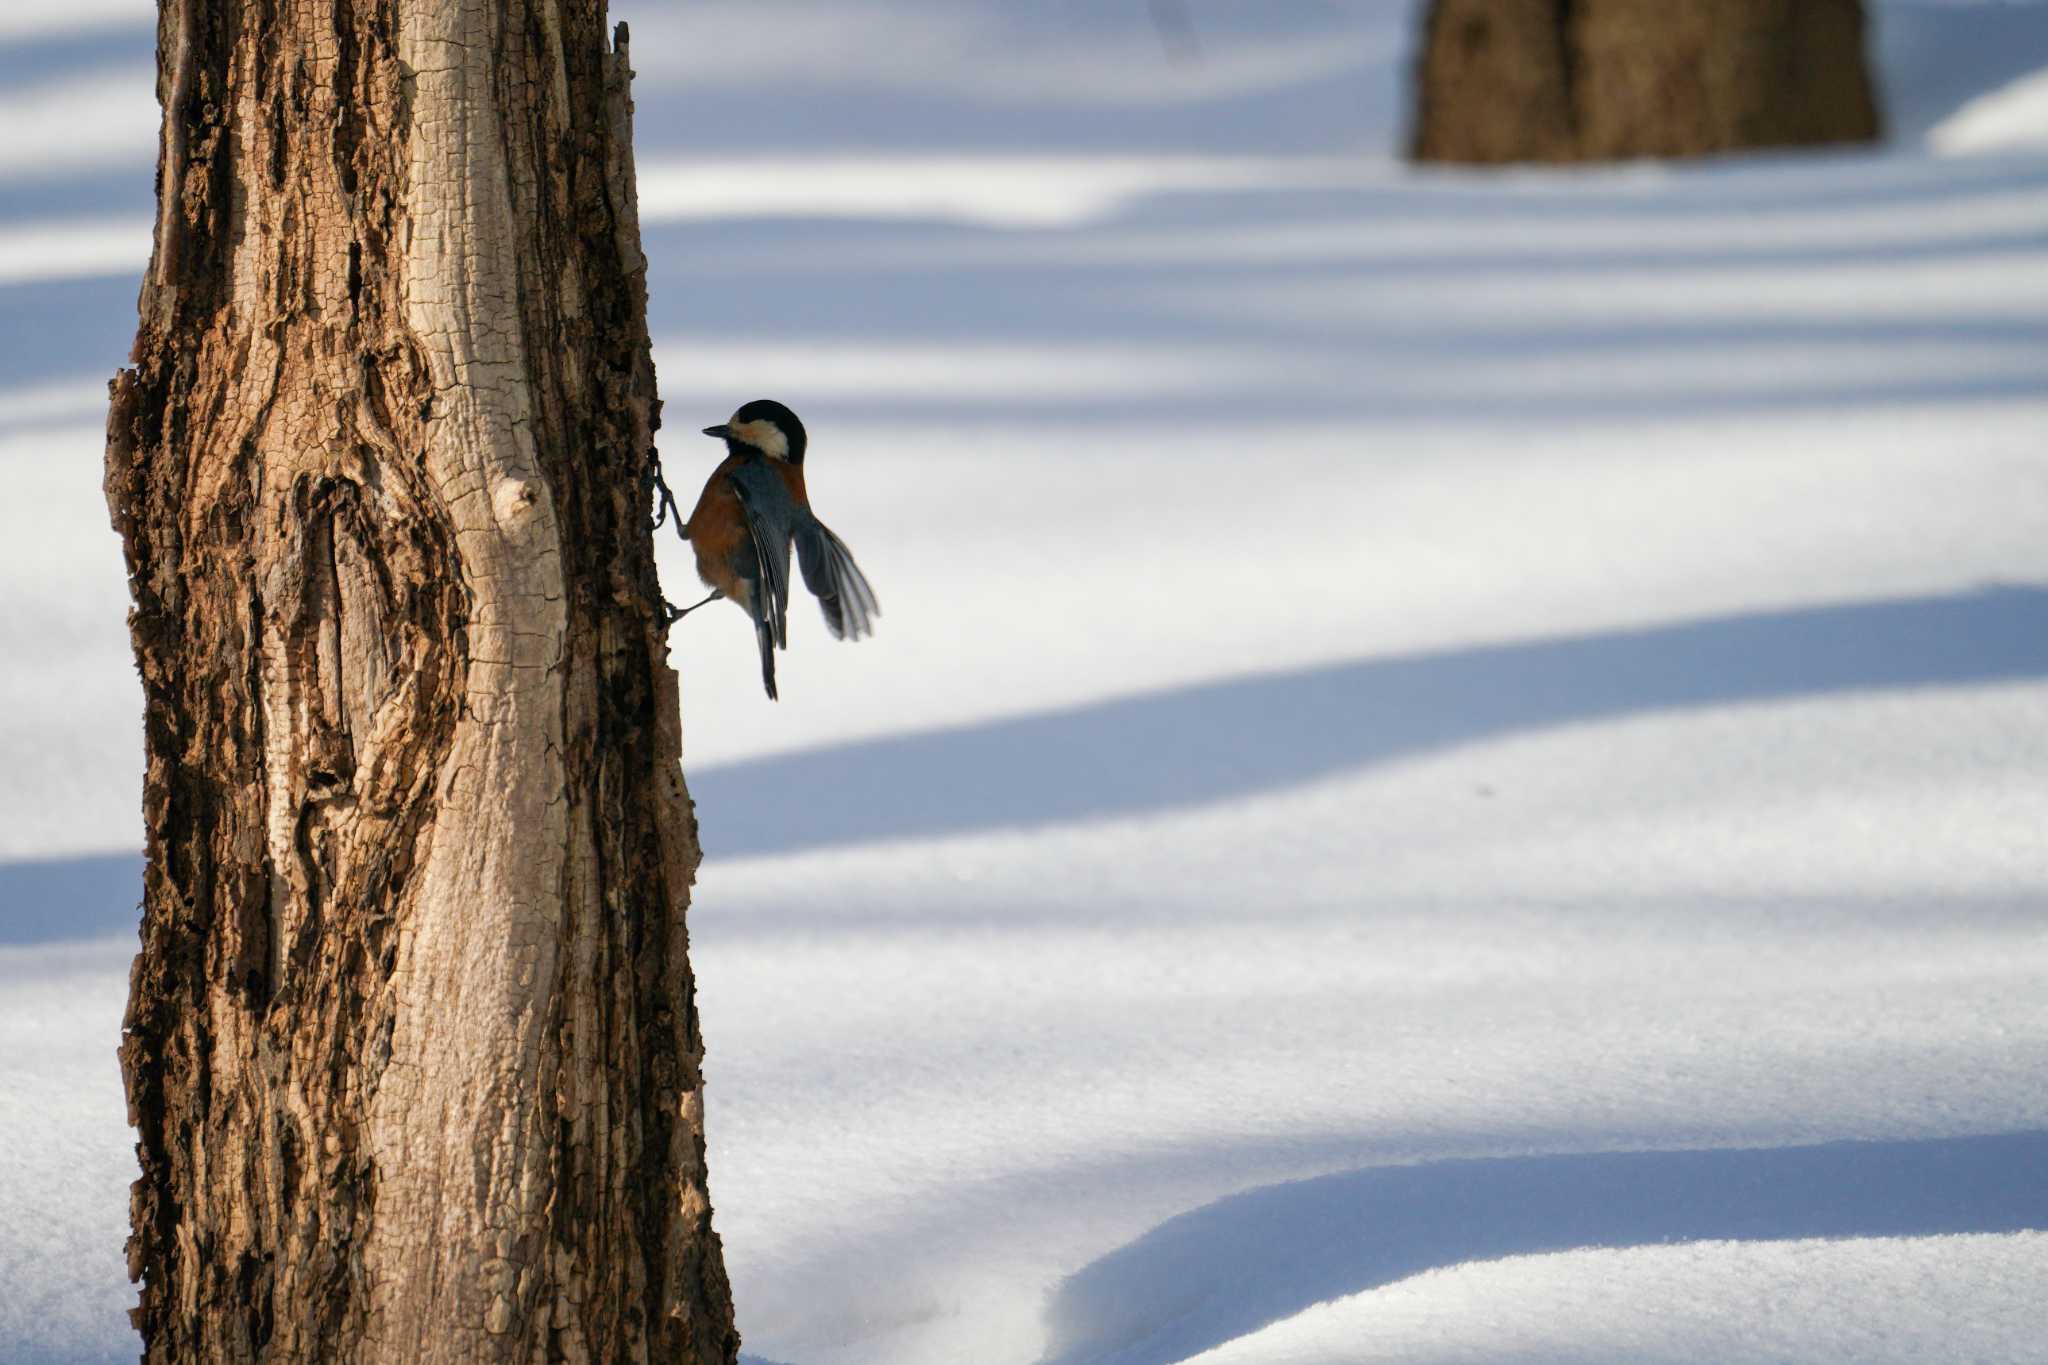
[[728, 419, 790, 461]]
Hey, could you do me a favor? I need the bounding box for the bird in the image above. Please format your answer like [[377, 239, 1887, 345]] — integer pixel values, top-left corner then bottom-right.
[[677, 399, 879, 700]]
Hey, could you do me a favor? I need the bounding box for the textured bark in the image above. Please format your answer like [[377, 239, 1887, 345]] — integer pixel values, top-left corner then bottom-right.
[[1411, 0, 1580, 165], [1411, 0, 1881, 164], [103, 1, 739, 1360]]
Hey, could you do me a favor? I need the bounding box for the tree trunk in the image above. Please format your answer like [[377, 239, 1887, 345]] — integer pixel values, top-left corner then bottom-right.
[[102, 2, 739, 1360], [1411, 0, 1882, 164]]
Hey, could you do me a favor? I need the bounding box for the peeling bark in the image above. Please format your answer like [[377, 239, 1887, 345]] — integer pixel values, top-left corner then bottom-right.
[[1411, 0, 1881, 164], [104, 2, 738, 1359]]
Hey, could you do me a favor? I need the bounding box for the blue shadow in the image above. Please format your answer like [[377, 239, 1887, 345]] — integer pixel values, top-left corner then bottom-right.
[[0, 851, 143, 946], [1042, 1129, 2048, 1365], [11, 586, 2047, 943], [692, 584, 2048, 857]]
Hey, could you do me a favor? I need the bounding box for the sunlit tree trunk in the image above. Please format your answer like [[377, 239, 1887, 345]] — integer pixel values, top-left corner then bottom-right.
[[102, 1, 739, 1359], [1412, 0, 1881, 164]]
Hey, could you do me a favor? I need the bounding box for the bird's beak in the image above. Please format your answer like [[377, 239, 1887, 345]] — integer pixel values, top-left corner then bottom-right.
[[702, 424, 731, 439]]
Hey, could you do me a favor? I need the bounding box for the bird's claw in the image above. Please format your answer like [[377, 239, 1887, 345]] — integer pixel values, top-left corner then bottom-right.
[[661, 590, 722, 625], [646, 449, 684, 536]]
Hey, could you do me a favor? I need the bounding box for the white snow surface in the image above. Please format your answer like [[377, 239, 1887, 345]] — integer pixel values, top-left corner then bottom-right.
[[4, 3, 2048, 1363]]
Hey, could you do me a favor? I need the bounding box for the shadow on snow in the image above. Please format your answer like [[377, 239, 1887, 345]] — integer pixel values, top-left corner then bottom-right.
[[7, 583, 2045, 944], [1040, 1129, 2048, 1365], [10, 583, 2046, 945], [0, 850, 143, 948], [691, 583, 2048, 858]]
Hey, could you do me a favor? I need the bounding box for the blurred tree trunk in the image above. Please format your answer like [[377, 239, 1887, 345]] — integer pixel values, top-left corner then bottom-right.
[[102, 2, 739, 1361], [1412, 0, 1882, 164]]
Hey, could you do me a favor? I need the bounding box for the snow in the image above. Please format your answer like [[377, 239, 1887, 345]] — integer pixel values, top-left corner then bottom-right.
[[0, 67, 156, 181], [636, 155, 1376, 230], [0, 217, 150, 289], [0, 4, 148, 46], [1181, 1231, 2048, 1365], [3, 2, 2047, 1363], [1933, 66, 2048, 152]]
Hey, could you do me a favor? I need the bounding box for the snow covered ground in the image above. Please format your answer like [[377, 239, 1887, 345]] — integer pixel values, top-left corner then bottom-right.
[[4, 2, 2047, 1362]]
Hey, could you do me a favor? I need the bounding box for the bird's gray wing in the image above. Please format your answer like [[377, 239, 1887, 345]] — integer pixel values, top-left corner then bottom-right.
[[726, 459, 797, 649], [795, 517, 880, 641]]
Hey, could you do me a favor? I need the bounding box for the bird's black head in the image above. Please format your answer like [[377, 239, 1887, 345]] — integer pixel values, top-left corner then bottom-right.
[[703, 398, 807, 465]]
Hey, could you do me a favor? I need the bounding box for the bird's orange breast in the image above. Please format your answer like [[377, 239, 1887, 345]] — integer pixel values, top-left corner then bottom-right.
[[685, 454, 751, 599]]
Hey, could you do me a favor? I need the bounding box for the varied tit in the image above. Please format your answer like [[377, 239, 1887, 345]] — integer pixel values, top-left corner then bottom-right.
[[679, 399, 879, 700]]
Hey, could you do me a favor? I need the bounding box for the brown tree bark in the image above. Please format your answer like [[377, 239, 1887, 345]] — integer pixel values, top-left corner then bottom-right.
[[102, 2, 739, 1360], [1411, 0, 1882, 164]]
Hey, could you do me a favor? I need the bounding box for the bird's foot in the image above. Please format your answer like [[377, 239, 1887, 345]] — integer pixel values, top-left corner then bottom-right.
[[646, 451, 685, 537], [662, 590, 723, 625]]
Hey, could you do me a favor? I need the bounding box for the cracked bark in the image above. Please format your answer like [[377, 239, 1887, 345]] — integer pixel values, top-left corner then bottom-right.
[[104, 2, 738, 1360], [1411, 0, 1881, 164]]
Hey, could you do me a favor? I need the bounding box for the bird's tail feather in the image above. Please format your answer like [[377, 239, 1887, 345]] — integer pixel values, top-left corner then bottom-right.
[[756, 617, 778, 700], [797, 519, 881, 641]]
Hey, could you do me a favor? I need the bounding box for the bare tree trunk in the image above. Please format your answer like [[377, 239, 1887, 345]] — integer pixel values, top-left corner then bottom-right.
[[102, 2, 739, 1360], [1412, 0, 1881, 164], [1411, 0, 1581, 164]]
